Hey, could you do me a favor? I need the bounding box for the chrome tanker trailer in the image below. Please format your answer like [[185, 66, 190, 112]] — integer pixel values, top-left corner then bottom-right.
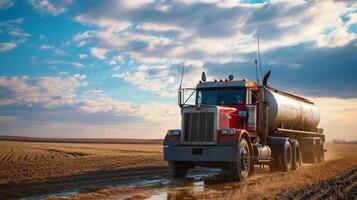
[[164, 71, 324, 181]]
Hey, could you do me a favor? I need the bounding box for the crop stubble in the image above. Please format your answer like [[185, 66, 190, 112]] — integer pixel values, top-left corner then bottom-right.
[[0, 141, 356, 199]]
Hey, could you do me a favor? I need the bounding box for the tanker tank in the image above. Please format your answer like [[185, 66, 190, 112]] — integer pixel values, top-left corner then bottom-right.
[[266, 88, 320, 132]]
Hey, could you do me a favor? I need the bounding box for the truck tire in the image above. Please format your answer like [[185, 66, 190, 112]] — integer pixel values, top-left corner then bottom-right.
[[291, 140, 301, 170], [168, 162, 188, 178], [301, 137, 317, 163], [313, 139, 319, 163], [229, 138, 250, 181], [320, 142, 325, 162], [316, 139, 324, 163], [276, 140, 292, 171]]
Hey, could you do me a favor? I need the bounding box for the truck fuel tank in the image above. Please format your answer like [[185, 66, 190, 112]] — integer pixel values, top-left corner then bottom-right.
[[266, 88, 320, 132]]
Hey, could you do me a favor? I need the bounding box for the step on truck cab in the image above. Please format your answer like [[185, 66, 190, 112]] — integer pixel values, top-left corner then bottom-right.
[[163, 71, 325, 181]]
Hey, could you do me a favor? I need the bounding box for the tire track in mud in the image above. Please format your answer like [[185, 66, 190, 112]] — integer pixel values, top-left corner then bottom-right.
[[0, 166, 169, 199], [273, 167, 357, 200]]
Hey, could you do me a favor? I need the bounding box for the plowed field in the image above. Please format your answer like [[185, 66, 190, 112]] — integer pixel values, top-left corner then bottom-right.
[[0, 141, 356, 199]]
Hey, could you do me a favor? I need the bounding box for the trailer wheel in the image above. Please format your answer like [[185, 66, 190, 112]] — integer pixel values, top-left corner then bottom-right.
[[276, 140, 292, 171], [320, 143, 325, 162], [313, 140, 318, 163], [301, 137, 318, 163], [291, 140, 301, 170], [316, 139, 324, 163], [168, 162, 188, 178], [229, 138, 250, 181]]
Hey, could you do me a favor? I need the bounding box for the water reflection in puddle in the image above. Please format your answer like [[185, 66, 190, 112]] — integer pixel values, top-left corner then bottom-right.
[[30, 168, 227, 200], [125, 168, 225, 200]]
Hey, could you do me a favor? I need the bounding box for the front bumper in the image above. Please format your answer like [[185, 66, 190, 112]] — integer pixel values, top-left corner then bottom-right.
[[163, 145, 238, 162]]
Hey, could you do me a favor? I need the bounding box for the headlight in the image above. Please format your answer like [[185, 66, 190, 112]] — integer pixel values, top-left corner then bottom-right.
[[167, 129, 181, 136], [220, 128, 234, 135]]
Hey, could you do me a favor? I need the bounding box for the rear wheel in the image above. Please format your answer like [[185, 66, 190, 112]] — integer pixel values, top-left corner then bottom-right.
[[275, 140, 292, 171], [229, 138, 250, 181], [168, 162, 189, 178], [320, 142, 325, 162], [291, 140, 301, 170], [313, 140, 318, 163], [316, 139, 324, 163]]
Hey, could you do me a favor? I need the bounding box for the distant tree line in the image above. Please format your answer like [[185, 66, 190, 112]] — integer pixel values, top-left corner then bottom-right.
[[328, 139, 357, 144]]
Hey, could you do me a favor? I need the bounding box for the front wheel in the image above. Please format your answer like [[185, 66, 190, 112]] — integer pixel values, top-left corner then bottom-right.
[[168, 162, 189, 178], [229, 138, 250, 181]]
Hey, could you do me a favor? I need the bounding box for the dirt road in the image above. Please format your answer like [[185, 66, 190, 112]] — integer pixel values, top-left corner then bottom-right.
[[0, 142, 356, 199]]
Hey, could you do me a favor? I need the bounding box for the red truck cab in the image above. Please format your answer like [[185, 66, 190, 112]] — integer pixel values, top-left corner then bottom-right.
[[164, 73, 325, 181]]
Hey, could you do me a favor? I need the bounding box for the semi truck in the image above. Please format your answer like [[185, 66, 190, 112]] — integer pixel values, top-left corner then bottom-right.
[[163, 71, 325, 181]]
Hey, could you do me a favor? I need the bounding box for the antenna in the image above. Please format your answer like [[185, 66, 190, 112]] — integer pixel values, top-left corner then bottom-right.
[[179, 66, 185, 90], [254, 58, 260, 84], [257, 36, 263, 81]]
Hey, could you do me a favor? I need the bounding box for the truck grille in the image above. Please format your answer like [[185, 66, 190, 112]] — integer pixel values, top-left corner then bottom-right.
[[183, 112, 215, 143]]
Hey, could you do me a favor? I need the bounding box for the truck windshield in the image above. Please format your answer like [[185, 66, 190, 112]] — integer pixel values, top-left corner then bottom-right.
[[196, 88, 246, 105]]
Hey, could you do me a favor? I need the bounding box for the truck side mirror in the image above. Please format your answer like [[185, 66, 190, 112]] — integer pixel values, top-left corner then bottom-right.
[[178, 90, 184, 107]]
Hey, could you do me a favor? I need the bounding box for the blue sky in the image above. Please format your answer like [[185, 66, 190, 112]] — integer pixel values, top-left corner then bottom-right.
[[0, 0, 356, 140]]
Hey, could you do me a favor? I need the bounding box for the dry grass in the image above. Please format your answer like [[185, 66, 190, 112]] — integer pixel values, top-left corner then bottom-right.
[[46, 188, 147, 200], [0, 141, 356, 199], [191, 157, 357, 199], [0, 141, 164, 185]]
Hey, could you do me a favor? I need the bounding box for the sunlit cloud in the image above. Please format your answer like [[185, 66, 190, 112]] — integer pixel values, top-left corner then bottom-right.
[[0, 0, 356, 140]]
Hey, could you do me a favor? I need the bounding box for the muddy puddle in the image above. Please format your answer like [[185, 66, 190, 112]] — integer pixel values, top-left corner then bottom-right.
[[29, 168, 226, 200], [27, 166, 272, 200], [116, 168, 224, 200], [129, 167, 271, 200]]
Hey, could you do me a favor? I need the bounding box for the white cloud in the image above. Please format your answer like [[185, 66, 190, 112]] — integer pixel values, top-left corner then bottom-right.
[[113, 66, 121, 71], [73, 0, 356, 65], [78, 54, 87, 59], [0, 17, 30, 47], [317, 20, 356, 48], [73, 73, 86, 80], [0, 75, 86, 107], [9, 27, 31, 39], [47, 60, 83, 68], [0, 0, 14, 10], [0, 75, 181, 139], [119, 0, 154, 10], [40, 44, 54, 50], [113, 61, 204, 97], [108, 55, 123, 65], [109, 60, 116, 65], [0, 75, 132, 115], [39, 45, 66, 55], [0, 42, 16, 52], [90, 47, 107, 60], [39, 34, 46, 40], [28, 0, 73, 16], [0, 17, 23, 26], [59, 71, 68, 75], [78, 41, 86, 47], [72, 30, 95, 41]]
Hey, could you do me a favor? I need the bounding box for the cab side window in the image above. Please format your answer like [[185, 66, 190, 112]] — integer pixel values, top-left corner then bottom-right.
[[247, 90, 257, 104], [251, 91, 257, 104]]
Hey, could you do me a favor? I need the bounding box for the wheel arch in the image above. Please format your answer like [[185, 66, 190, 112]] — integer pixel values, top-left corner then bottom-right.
[[234, 129, 253, 153]]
